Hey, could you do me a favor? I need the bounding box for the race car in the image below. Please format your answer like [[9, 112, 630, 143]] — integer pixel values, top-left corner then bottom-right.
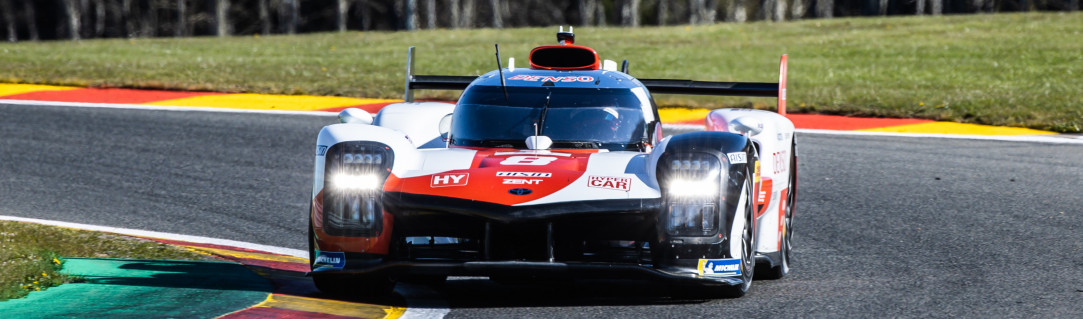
[[308, 28, 797, 298]]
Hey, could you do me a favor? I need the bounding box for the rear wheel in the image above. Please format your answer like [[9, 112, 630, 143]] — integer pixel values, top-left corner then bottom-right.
[[762, 142, 796, 279]]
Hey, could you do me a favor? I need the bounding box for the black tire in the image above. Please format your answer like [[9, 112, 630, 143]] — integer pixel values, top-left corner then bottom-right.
[[761, 142, 796, 279], [308, 203, 315, 267], [312, 273, 396, 299], [721, 175, 757, 298]]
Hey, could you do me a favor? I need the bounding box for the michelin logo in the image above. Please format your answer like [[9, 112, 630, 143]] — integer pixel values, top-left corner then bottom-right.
[[313, 251, 346, 269], [698, 258, 742, 277]]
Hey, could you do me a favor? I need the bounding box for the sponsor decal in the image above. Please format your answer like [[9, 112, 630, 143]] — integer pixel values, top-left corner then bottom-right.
[[697, 258, 742, 277], [313, 251, 346, 269], [316, 145, 328, 156], [508, 188, 533, 195], [508, 74, 595, 82], [772, 150, 789, 175], [496, 171, 552, 177], [503, 179, 543, 185], [727, 152, 747, 164], [587, 176, 631, 192], [500, 156, 559, 166], [431, 173, 469, 187]]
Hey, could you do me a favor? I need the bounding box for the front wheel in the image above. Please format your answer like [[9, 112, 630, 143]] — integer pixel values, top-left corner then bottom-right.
[[721, 175, 757, 298]]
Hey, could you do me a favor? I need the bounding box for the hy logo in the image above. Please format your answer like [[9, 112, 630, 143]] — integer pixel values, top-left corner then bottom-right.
[[431, 173, 469, 187]]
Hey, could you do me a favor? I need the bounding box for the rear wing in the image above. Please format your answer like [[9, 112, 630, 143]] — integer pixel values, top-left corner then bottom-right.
[[404, 46, 789, 115], [637, 55, 788, 115]]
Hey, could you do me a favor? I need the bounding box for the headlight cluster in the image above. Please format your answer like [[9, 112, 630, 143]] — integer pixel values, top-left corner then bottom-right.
[[660, 153, 724, 237], [323, 142, 394, 237]]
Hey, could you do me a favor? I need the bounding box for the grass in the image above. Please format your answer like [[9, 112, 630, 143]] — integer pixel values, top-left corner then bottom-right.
[[0, 221, 217, 301], [0, 12, 1080, 132]]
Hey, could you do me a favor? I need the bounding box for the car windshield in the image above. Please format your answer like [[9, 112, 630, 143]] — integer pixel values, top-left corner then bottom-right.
[[451, 86, 648, 151]]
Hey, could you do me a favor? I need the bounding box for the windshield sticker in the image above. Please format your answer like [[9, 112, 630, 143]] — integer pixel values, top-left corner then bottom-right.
[[508, 74, 595, 82], [587, 176, 631, 191], [630, 87, 655, 123], [497, 172, 552, 177]]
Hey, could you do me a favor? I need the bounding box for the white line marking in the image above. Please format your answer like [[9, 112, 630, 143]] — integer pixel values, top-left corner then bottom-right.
[[0, 215, 307, 258], [396, 283, 452, 319]]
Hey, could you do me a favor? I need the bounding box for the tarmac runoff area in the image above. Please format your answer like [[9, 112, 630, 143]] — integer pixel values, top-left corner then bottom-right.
[[0, 83, 1074, 317]]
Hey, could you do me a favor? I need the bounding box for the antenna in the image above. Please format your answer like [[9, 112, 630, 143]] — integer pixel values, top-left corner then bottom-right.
[[538, 92, 552, 135], [495, 44, 509, 102]]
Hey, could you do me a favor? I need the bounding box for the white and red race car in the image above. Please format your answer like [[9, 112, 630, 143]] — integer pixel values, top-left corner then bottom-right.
[[308, 28, 796, 298]]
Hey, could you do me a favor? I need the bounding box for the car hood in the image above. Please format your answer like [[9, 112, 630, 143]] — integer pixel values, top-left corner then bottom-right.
[[384, 148, 661, 206]]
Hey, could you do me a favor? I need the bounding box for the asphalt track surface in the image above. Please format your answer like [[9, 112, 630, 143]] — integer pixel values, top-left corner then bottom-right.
[[2, 103, 1082, 318]]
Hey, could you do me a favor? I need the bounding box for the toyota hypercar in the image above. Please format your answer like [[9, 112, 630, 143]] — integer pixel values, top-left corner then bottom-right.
[[308, 28, 797, 298]]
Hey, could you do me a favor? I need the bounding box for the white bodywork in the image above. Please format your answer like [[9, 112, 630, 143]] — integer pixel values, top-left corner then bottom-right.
[[706, 108, 797, 256], [374, 102, 455, 149]]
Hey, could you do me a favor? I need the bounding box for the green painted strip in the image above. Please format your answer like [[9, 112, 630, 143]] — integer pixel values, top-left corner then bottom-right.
[[0, 258, 272, 318]]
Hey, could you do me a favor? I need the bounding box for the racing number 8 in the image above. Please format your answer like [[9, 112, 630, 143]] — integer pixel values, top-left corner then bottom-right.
[[500, 156, 558, 166]]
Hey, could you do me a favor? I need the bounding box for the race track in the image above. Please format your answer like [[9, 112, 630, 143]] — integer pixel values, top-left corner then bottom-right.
[[2, 103, 1081, 318]]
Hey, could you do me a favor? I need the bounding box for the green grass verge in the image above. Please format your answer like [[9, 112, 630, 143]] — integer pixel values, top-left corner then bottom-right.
[[1, 12, 1079, 132], [0, 221, 217, 301]]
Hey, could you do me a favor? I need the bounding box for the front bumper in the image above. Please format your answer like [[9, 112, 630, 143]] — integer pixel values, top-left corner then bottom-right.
[[310, 259, 746, 287]]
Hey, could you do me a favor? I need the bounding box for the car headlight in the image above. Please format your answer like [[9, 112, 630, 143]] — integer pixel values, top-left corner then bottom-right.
[[660, 153, 724, 236], [330, 174, 380, 191], [667, 179, 718, 198], [323, 142, 394, 237], [663, 154, 723, 197]]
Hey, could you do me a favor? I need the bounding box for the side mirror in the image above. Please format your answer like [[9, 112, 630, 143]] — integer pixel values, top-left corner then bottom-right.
[[525, 135, 553, 150], [438, 113, 453, 141], [338, 108, 373, 125]]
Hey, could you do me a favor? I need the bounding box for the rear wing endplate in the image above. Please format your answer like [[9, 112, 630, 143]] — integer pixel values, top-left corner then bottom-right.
[[404, 47, 474, 102], [404, 47, 788, 115]]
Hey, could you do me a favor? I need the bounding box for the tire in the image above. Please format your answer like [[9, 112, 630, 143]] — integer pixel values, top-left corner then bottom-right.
[[308, 204, 315, 267], [309, 203, 397, 299], [761, 141, 796, 279], [721, 175, 757, 298]]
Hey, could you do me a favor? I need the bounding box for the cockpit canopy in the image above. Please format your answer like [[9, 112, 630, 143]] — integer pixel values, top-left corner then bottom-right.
[[450, 85, 650, 151]]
